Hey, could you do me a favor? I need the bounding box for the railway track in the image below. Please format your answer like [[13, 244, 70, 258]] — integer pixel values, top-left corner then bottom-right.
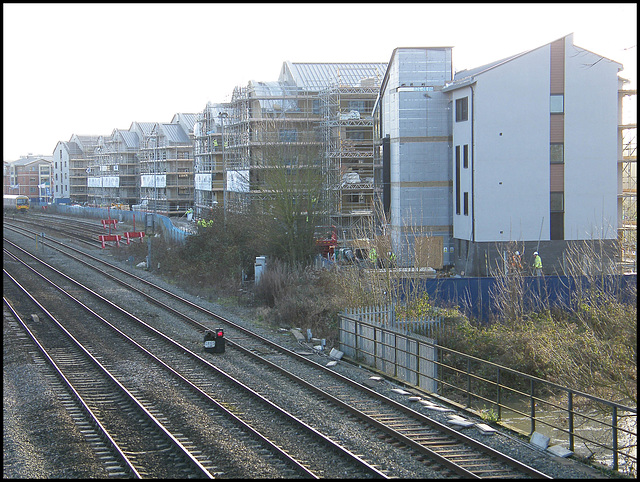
[[3, 245, 387, 478], [4, 222, 552, 478], [3, 279, 214, 478]]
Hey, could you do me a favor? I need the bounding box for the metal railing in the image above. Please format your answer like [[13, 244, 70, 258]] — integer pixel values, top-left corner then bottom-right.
[[338, 308, 637, 474]]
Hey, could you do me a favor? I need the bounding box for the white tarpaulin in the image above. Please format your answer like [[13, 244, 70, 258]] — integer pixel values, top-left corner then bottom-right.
[[140, 174, 166, 188], [194, 173, 212, 191], [103, 176, 119, 188], [227, 170, 249, 192]]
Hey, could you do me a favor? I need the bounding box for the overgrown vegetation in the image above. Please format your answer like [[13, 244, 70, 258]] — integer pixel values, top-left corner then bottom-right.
[[126, 206, 636, 407]]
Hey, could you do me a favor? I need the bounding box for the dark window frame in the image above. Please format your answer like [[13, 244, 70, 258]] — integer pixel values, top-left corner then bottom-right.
[[455, 97, 468, 122], [455, 146, 461, 215]]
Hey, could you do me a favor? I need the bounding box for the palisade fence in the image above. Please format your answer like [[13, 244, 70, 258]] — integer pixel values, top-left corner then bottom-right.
[[339, 304, 443, 393], [338, 304, 637, 475]]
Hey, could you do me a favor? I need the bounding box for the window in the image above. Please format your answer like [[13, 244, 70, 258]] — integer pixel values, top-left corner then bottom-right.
[[550, 212, 564, 240], [463, 144, 469, 168], [463, 192, 469, 216], [550, 94, 564, 113], [455, 97, 468, 122], [550, 192, 564, 212], [455, 146, 461, 215], [550, 143, 564, 164]]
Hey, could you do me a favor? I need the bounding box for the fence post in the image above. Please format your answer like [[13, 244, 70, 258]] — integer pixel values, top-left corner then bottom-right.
[[394, 331, 398, 378], [612, 406, 618, 472], [467, 358, 472, 408], [373, 323, 378, 369], [530, 379, 536, 434], [355, 318, 359, 362], [568, 391, 574, 452], [416, 340, 421, 389], [496, 367, 502, 420]]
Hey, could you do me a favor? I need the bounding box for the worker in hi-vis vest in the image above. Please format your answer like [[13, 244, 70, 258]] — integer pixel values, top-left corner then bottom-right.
[[533, 251, 543, 277]]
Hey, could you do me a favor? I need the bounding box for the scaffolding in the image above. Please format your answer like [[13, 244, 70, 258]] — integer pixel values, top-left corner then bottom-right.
[[618, 88, 637, 272], [193, 102, 229, 218], [139, 122, 195, 216], [319, 82, 381, 242], [225, 81, 324, 213]]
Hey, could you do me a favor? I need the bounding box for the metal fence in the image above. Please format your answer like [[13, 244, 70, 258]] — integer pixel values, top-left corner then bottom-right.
[[52, 204, 191, 245], [339, 305, 443, 397], [338, 305, 637, 475]]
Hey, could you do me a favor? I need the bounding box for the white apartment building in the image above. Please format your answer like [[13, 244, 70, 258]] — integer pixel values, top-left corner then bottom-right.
[[443, 34, 623, 275]]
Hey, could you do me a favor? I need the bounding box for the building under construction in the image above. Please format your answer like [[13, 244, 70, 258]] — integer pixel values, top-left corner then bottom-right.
[[193, 103, 231, 219], [219, 62, 387, 241], [53, 134, 100, 204], [320, 78, 380, 241], [138, 113, 197, 215]]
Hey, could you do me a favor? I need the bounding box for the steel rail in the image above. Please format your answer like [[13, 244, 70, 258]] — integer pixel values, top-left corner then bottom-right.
[[3, 268, 214, 479], [3, 296, 142, 479], [3, 245, 384, 479]]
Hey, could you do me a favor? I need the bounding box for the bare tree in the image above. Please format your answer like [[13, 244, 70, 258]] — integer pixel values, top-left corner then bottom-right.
[[257, 118, 326, 266]]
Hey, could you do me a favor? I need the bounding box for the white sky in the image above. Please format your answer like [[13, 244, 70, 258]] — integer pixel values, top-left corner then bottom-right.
[[3, 3, 637, 162]]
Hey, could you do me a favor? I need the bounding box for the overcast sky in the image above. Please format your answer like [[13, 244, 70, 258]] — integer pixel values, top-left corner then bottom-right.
[[3, 3, 637, 162]]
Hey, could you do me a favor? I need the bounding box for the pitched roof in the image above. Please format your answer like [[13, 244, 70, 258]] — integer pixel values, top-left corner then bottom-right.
[[279, 62, 387, 90], [132, 122, 156, 136], [10, 156, 52, 167], [171, 113, 197, 134], [160, 123, 190, 144], [69, 134, 101, 151], [119, 130, 139, 149]]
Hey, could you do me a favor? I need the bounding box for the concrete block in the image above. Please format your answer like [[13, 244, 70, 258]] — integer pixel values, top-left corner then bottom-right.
[[326, 360, 338, 367], [530, 431, 550, 450], [391, 388, 410, 395], [547, 445, 573, 458], [447, 418, 474, 428], [447, 415, 467, 421], [408, 396, 421, 402], [422, 403, 453, 412], [291, 329, 306, 342], [475, 423, 497, 435], [329, 348, 343, 360]]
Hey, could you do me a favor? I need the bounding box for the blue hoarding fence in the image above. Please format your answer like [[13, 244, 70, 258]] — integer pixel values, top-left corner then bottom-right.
[[396, 274, 636, 321]]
